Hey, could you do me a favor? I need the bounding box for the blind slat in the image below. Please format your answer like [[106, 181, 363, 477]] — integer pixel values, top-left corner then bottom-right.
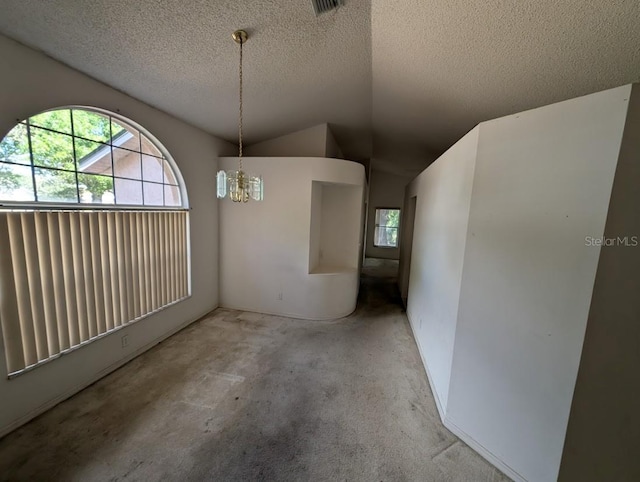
[[175, 213, 181, 299], [79, 213, 97, 339], [123, 213, 135, 322], [115, 212, 128, 325], [21, 213, 49, 361], [168, 212, 176, 303], [160, 213, 171, 304], [89, 213, 106, 336], [135, 212, 146, 317], [98, 212, 114, 331], [143, 213, 152, 312], [0, 213, 26, 372], [59, 213, 80, 346], [130, 213, 141, 319], [181, 212, 188, 297], [35, 212, 60, 355], [154, 213, 161, 310], [47, 213, 70, 351], [70, 212, 89, 342], [107, 213, 122, 327], [149, 214, 157, 311]]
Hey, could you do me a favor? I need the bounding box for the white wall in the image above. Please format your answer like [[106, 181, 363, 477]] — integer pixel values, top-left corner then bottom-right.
[[365, 169, 412, 259], [245, 124, 338, 158], [403, 85, 631, 481], [404, 128, 478, 413], [218, 156, 365, 320], [0, 34, 235, 437]]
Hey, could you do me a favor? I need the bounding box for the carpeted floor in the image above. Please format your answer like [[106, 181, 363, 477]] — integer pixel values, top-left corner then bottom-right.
[[0, 259, 510, 481]]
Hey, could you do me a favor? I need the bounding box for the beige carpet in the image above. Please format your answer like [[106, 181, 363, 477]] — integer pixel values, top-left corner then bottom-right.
[[0, 259, 510, 481]]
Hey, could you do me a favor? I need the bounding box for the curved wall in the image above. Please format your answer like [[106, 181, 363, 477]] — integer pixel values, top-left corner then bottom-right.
[[218, 156, 365, 320]]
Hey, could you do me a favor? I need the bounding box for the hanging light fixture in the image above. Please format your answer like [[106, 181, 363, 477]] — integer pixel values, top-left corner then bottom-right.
[[217, 29, 263, 202]]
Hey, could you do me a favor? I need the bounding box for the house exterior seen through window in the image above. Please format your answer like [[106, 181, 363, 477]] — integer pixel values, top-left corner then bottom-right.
[[0, 108, 182, 207], [374, 208, 400, 248]]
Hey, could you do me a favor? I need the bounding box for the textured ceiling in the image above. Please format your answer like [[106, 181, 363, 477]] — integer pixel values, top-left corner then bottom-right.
[[0, 0, 639, 176], [0, 0, 372, 161], [372, 0, 640, 175]]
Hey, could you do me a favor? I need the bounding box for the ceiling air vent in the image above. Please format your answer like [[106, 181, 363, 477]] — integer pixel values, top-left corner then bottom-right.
[[312, 0, 344, 16]]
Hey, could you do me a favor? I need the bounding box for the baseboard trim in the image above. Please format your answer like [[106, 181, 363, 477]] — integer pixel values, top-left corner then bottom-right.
[[405, 309, 526, 482], [444, 416, 527, 482], [405, 310, 446, 420], [0, 307, 216, 439]]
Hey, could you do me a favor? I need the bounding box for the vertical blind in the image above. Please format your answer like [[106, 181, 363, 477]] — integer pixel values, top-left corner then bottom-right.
[[0, 210, 189, 375]]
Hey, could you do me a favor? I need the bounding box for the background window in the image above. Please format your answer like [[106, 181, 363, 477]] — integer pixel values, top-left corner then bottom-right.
[[374, 208, 400, 248]]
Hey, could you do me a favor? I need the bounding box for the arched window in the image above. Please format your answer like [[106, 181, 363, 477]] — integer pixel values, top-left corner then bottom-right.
[[0, 107, 186, 207], [0, 107, 189, 377]]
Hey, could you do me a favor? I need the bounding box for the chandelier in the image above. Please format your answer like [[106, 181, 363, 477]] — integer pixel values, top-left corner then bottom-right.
[[217, 29, 263, 202]]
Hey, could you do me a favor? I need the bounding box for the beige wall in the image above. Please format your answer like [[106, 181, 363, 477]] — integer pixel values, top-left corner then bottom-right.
[[325, 125, 344, 159], [245, 124, 329, 158], [558, 85, 640, 482], [245, 123, 344, 159], [0, 34, 235, 437]]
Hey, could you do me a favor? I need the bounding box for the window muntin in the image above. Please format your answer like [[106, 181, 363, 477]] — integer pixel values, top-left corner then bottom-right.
[[0, 108, 184, 208], [374, 208, 400, 248]]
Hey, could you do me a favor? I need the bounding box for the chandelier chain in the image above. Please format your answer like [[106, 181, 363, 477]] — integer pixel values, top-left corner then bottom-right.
[[238, 34, 243, 171], [217, 29, 262, 203]]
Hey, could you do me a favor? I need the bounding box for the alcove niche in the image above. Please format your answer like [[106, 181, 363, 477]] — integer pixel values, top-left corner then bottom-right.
[[309, 181, 361, 274]]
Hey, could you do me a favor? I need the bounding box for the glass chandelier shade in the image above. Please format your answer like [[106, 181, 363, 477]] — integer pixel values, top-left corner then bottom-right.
[[216, 170, 263, 202], [217, 29, 263, 203]]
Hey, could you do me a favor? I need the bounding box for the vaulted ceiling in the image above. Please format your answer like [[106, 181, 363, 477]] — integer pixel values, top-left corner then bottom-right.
[[0, 0, 638, 177]]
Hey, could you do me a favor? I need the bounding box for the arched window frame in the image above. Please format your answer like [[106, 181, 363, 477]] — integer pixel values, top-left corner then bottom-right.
[[0, 105, 189, 210]]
